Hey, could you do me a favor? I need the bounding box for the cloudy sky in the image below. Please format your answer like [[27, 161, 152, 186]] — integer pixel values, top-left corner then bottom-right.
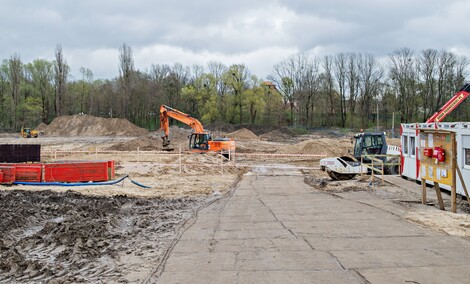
[[1, 0, 469, 80]]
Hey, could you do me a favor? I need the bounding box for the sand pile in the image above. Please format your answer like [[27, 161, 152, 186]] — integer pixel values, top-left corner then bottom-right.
[[107, 126, 192, 151], [167, 125, 192, 143], [388, 137, 401, 146], [227, 128, 259, 140], [281, 138, 353, 156], [35, 123, 48, 132], [106, 136, 161, 151], [259, 129, 293, 142], [43, 115, 148, 136]]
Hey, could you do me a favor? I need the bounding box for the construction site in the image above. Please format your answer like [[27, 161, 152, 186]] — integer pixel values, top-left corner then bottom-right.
[[1, 104, 470, 283]]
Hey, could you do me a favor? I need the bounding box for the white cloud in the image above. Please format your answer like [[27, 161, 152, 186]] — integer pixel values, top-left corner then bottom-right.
[[1, 0, 469, 80]]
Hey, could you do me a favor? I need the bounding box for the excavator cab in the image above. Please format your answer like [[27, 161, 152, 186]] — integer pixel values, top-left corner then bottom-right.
[[189, 133, 211, 150]]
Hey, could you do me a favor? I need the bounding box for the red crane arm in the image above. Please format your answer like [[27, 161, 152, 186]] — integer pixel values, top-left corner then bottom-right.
[[426, 84, 470, 123]]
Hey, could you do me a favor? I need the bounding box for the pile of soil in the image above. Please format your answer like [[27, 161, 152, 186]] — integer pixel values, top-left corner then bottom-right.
[[227, 128, 259, 140], [106, 126, 191, 151], [0, 190, 205, 283], [43, 115, 148, 137], [259, 129, 293, 142], [281, 138, 353, 156], [106, 136, 161, 151], [166, 125, 192, 144], [34, 123, 48, 132]]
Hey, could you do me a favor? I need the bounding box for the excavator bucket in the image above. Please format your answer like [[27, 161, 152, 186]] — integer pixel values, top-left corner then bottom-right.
[[161, 136, 174, 151]]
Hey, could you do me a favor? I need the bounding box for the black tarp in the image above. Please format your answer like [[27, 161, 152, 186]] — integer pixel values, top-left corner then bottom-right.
[[0, 144, 41, 163]]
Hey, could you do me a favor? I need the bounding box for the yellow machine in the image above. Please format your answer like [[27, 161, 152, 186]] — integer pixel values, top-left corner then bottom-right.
[[20, 126, 39, 138]]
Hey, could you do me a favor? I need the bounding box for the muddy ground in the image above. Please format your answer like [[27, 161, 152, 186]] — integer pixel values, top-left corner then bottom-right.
[[0, 123, 468, 282], [0, 190, 209, 283]]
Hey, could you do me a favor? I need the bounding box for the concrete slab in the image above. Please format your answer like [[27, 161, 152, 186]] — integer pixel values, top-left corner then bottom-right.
[[284, 219, 433, 238], [332, 249, 455, 269], [360, 265, 470, 284], [305, 235, 470, 251], [234, 251, 340, 271], [155, 172, 470, 283], [238, 270, 364, 284]]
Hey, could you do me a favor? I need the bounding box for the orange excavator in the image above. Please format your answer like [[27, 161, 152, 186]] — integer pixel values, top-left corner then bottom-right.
[[160, 105, 235, 157]]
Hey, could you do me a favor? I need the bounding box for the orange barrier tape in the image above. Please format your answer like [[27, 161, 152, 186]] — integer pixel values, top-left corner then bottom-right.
[[235, 153, 326, 157], [42, 150, 326, 157]]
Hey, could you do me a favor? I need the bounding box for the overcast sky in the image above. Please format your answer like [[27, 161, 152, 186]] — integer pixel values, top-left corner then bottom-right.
[[1, 0, 469, 80]]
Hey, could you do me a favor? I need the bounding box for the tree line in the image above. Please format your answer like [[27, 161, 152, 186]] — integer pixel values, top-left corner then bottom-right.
[[0, 44, 468, 132]]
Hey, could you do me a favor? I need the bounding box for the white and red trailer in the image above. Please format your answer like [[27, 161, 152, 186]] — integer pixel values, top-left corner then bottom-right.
[[400, 122, 470, 196]]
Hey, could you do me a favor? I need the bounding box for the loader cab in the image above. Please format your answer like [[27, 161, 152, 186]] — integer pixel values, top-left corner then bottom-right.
[[353, 132, 387, 161], [189, 133, 211, 150]]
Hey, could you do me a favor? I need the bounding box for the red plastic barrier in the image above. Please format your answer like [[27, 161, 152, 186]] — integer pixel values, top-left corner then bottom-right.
[[107, 160, 115, 179], [15, 165, 42, 182], [44, 161, 110, 182], [0, 171, 3, 182], [0, 166, 16, 184]]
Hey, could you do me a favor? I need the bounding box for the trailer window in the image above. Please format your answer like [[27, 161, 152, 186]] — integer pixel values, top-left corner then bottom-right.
[[465, 149, 470, 168], [403, 135, 408, 155], [410, 136, 416, 157]]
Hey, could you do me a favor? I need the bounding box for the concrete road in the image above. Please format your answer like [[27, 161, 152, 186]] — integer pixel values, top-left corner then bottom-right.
[[155, 169, 470, 283]]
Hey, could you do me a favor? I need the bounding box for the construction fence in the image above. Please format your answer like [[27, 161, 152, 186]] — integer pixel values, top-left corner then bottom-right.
[[41, 148, 328, 173]]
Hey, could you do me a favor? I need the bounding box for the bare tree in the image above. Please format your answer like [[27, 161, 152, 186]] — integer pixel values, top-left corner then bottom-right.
[[8, 54, 22, 128], [418, 49, 438, 120], [119, 43, 134, 118], [388, 48, 417, 122], [300, 57, 320, 127], [268, 53, 308, 126], [346, 53, 361, 118], [359, 54, 384, 127], [54, 45, 68, 117], [322, 55, 336, 124], [207, 61, 228, 97], [334, 53, 347, 127]]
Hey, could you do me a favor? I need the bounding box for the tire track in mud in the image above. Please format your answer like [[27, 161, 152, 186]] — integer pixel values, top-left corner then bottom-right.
[[0, 190, 206, 283]]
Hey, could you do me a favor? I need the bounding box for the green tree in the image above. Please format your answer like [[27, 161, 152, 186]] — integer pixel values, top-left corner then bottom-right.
[[26, 59, 54, 123]]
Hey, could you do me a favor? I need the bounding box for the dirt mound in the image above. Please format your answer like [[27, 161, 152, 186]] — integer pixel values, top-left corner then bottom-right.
[[227, 128, 259, 140], [167, 125, 192, 144], [35, 122, 48, 132], [43, 115, 148, 136], [106, 136, 161, 151], [281, 138, 353, 156], [106, 126, 191, 151], [388, 137, 401, 146], [259, 129, 292, 142]]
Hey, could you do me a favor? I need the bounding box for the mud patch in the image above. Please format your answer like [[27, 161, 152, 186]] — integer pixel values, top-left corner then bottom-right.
[[304, 174, 369, 192], [0, 190, 207, 283]]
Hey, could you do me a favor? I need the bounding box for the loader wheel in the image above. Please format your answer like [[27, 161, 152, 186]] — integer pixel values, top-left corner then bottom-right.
[[386, 157, 400, 175], [327, 171, 356, 181]]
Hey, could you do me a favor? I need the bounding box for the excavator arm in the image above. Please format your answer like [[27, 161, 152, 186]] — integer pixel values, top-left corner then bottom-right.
[[160, 105, 206, 149], [426, 84, 470, 123]]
